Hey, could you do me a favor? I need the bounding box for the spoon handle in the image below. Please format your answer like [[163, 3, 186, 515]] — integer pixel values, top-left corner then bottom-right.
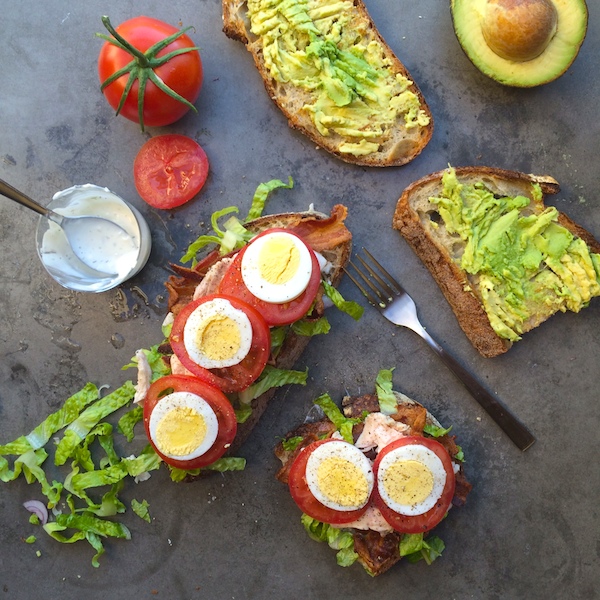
[[0, 178, 51, 218]]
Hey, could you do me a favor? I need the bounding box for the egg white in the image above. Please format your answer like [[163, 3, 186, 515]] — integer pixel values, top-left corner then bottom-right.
[[377, 444, 447, 516], [305, 441, 374, 512], [149, 391, 219, 460], [183, 297, 253, 369], [241, 231, 314, 303]]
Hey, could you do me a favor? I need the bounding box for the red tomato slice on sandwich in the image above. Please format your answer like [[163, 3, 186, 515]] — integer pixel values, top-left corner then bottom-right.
[[287, 438, 374, 524], [143, 375, 237, 469], [219, 229, 322, 326], [133, 134, 209, 208], [372, 436, 456, 534], [170, 294, 270, 393]]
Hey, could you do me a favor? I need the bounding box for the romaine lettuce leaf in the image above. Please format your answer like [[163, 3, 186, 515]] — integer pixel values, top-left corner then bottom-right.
[[314, 393, 362, 444], [322, 280, 364, 320], [238, 365, 308, 405], [400, 533, 445, 565], [301, 514, 358, 567], [54, 382, 135, 466], [375, 368, 397, 415]]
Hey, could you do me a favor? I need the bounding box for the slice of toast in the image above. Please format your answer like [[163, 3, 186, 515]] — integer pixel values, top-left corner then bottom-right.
[[165, 205, 353, 455], [393, 167, 600, 357], [222, 0, 433, 167]]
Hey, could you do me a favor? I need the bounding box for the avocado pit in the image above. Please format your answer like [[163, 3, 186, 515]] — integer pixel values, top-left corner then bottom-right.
[[481, 0, 558, 62]]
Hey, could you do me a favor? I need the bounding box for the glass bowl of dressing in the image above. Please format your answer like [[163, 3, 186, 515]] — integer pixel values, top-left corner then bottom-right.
[[35, 184, 152, 292]]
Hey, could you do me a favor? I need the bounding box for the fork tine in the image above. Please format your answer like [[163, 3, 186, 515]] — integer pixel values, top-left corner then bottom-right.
[[355, 254, 396, 301], [345, 261, 387, 308], [362, 248, 405, 295]]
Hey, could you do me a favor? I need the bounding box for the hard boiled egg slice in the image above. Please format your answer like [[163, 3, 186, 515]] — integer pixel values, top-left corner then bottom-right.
[[376, 443, 447, 516], [183, 297, 253, 369], [305, 440, 374, 512], [241, 231, 314, 304], [148, 391, 219, 461]]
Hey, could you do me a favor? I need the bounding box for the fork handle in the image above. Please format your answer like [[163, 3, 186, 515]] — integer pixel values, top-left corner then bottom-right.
[[418, 328, 535, 451]]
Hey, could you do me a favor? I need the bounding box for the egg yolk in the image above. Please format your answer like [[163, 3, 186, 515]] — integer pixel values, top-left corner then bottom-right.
[[382, 460, 434, 507], [155, 407, 207, 456], [317, 456, 370, 508], [195, 315, 241, 361], [258, 236, 300, 285]]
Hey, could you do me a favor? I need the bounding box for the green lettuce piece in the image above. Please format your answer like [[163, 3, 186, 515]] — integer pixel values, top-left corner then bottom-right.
[[131, 499, 151, 523], [322, 280, 364, 320], [168, 456, 246, 482], [281, 436, 304, 452], [0, 383, 99, 456], [234, 404, 253, 424], [375, 368, 397, 415], [54, 382, 135, 466], [246, 177, 293, 221], [238, 365, 308, 405], [291, 316, 331, 336], [180, 177, 294, 263], [117, 406, 144, 442], [301, 514, 358, 567], [25, 535, 36, 544], [44, 512, 131, 568], [423, 422, 453, 438], [314, 393, 361, 444], [122, 346, 170, 382], [400, 533, 445, 565]]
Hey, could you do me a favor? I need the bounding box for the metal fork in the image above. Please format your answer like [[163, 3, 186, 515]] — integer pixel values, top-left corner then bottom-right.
[[345, 248, 536, 451]]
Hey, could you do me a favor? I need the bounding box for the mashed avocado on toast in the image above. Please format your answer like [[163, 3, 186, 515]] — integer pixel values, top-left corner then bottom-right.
[[430, 168, 600, 341], [246, 0, 430, 157]]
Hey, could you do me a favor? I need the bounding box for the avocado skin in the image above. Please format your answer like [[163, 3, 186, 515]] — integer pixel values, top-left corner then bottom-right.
[[450, 0, 589, 87]]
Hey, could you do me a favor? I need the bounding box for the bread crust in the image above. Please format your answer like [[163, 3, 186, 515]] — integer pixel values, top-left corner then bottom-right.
[[393, 167, 600, 357], [222, 0, 433, 166]]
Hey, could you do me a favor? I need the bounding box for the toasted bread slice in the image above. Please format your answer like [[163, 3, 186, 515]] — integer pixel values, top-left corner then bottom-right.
[[393, 167, 600, 357], [274, 390, 471, 576], [222, 0, 433, 167], [165, 205, 353, 456]]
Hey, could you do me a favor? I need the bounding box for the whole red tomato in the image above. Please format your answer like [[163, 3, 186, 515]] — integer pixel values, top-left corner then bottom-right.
[[97, 16, 203, 130]]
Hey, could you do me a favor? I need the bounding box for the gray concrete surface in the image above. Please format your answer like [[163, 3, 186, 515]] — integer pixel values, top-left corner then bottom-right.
[[1, 1, 599, 599]]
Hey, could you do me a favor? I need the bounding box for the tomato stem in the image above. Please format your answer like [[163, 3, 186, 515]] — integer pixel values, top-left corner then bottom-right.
[[97, 16, 200, 131]]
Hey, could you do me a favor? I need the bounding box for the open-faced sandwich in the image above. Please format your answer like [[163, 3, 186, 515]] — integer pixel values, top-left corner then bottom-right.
[[393, 166, 600, 357], [275, 369, 472, 576], [222, 0, 433, 167], [135, 178, 363, 477]]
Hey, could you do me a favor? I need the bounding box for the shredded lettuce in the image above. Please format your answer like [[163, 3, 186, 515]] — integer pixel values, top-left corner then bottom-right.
[[181, 177, 294, 263], [313, 393, 362, 444], [44, 513, 131, 568], [122, 346, 170, 382], [238, 365, 308, 405], [168, 456, 246, 482], [322, 280, 364, 321], [291, 316, 331, 336], [423, 422, 453, 438], [117, 406, 144, 442], [375, 368, 397, 415], [281, 436, 304, 452], [400, 533, 445, 565], [131, 499, 151, 523], [55, 383, 136, 466], [301, 514, 358, 567]]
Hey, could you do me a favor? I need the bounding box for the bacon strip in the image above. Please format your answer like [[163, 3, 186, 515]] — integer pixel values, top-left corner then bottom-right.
[[287, 205, 352, 252]]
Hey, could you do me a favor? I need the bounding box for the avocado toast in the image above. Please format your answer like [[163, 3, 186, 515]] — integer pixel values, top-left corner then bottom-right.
[[222, 0, 433, 166], [393, 166, 600, 357]]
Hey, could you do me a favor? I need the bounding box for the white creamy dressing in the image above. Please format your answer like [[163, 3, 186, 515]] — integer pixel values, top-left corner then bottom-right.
[[38, 185, 150, 292]]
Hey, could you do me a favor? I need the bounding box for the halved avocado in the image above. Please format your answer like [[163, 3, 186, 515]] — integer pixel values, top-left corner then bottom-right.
[[450, 0, 588, 87]]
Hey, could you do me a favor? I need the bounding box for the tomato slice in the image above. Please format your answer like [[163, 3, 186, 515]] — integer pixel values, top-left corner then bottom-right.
[[142, 375, 237, 469], [133, 134, 209, 209], [218, 229, 322, 326], [170, 294, 271, 393], [372, 436, 456, 534], [287, 439, 372, 524]]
